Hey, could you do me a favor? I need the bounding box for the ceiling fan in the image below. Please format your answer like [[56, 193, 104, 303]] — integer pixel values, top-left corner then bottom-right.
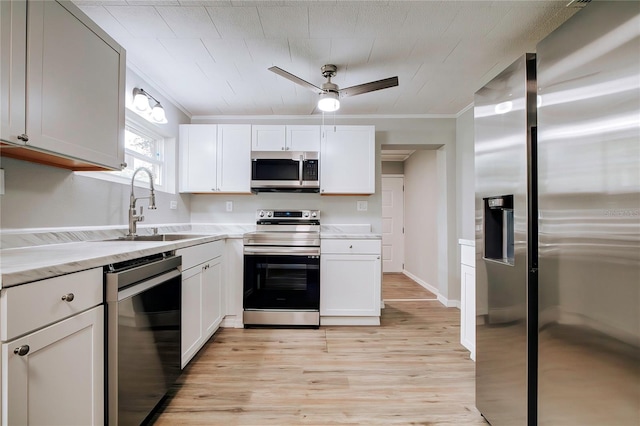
[[268, 64, 399, 112]]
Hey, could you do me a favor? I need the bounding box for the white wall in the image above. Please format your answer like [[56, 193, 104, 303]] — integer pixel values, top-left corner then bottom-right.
[[456, 106, 475, 241], [0, 68, 191, 230], [403, 150, 439, 289]]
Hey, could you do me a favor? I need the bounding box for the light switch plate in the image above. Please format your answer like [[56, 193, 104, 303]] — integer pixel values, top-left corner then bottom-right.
[[226, 201, 233, 212], [357, 200, 368, 211], [169, 200, 177, 210]]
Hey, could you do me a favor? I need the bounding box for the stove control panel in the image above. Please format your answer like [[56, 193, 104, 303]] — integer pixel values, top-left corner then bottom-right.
[[256, 210, 320, 221]]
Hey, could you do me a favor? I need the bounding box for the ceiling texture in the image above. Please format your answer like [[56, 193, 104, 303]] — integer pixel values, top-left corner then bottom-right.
[[73, 0, 580, 118]]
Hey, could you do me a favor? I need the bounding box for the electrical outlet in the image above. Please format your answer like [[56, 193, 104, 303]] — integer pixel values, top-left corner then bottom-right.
[[170, 200, 177, 210], [226, 201, 233, 212], [357, 200, 368, 211]]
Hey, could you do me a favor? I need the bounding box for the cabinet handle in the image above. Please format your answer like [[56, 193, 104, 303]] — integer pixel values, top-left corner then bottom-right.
[[61, 293, 75, 302], [17, 134, 29, 142], [14, 345, 30, 356]]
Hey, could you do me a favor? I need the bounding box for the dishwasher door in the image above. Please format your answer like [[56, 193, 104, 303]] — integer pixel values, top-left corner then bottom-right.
[[106, 255, 182, 426]]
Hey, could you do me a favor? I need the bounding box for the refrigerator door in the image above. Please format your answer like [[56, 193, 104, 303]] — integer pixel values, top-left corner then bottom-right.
[[537, 2, 640, 425], [474, 54, 537, 426]]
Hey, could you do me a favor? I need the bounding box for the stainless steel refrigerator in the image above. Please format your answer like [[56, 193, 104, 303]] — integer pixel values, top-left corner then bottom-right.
[[474, 1, 639, 425]]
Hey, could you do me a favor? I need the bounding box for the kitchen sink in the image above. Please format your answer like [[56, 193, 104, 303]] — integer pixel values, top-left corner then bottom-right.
[[98, 234, 210, 242]]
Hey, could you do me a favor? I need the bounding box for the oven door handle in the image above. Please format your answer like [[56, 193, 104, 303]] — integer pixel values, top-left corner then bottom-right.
[[244, 246, 320, 256]]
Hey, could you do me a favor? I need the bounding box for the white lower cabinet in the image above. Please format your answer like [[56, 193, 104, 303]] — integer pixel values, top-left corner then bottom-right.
[[320, 239, 382, 325], [0, 267, 104, 426], [460, 242, 476, 360], [221, 238, 244, 328], [177, 241, 224, 368]]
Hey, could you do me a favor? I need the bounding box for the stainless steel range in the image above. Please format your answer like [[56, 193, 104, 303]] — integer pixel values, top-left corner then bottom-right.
[[243, 209, 320, 327]]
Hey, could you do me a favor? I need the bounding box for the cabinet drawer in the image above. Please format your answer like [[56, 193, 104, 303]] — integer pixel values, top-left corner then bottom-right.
[[1, 267, 103, 341], [461, 244, 476, 267], [177, 240, 224, 270], [321, 239, 381, 255]]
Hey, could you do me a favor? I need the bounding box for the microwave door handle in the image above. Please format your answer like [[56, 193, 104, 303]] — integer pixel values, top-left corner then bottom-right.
[[299, 155, 303, 186]]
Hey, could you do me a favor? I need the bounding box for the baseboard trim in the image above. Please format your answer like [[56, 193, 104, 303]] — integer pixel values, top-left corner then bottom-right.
[[402, 270, 460, 309]]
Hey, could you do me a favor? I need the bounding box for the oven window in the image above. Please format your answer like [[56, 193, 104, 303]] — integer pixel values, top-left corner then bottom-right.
[[252, 159, 300, 181], [244, 255, 320, 310]]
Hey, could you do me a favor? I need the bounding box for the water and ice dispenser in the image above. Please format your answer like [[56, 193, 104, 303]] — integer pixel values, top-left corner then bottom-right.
[[483, 195, 514, 265]]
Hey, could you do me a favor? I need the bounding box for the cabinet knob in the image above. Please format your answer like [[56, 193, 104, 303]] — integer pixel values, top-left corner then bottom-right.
[[17, 134, 29, 142], [120, 162, 127, 169], [14, 345, 30, 356], [61, 293, 75, 302], [281, 147, 285, 150], [349, 245, 353, 249]]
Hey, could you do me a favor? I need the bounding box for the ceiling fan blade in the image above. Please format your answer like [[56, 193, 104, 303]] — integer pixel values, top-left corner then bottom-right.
[[339, 76, 399, 98], [268, 66, 324, 95]]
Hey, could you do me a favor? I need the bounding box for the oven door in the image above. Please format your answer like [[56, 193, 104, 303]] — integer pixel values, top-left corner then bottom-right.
[[243, 247, 320, 311]]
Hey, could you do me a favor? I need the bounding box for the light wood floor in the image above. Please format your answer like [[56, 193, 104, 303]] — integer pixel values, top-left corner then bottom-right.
[[148, 274, 487, 425]]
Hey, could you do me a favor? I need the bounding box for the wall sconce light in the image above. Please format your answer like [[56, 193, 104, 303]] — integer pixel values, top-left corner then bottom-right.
[[131, 88, 168, 124]]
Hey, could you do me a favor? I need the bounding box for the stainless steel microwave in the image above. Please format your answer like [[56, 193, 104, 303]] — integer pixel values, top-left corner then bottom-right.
[[251, 151, 319, 192]]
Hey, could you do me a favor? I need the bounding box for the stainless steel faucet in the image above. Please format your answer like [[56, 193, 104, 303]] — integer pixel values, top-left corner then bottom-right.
[[127, 167, 157, 236]]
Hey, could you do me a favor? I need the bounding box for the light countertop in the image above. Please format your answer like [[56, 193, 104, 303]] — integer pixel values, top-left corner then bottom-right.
[[0, 234, 225, 288]]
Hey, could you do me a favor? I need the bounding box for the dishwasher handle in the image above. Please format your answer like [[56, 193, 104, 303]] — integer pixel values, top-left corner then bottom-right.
[[116, 268, 181, 302]]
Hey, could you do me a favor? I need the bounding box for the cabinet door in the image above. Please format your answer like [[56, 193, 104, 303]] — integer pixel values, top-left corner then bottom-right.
[[2, 306, 104, 426], [460, 263, 476, 359], [320, 254, 381, 316], [286, 125, 320, 151], [217, 124, 251, 193], [251, 125, 286, 151], [320, 126, 375, 194], [181, 266, 203, 368], [202, 256, 223, 338], [179, 124, 217, 193], [0, 0, 27, 145], [26, 0, 125, 170]]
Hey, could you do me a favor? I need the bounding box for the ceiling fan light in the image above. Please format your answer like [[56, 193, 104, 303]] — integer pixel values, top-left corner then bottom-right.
[[318, 92, 340, 112]]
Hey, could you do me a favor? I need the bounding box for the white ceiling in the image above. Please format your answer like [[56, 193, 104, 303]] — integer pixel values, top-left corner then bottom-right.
[[73, 0, 580, 118]]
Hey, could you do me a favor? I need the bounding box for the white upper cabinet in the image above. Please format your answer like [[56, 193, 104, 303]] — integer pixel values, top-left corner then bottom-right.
[[217, 125, 252, 192], [179, 124, 251, 193], [1, 0, 126, 170], [320, 125, 375, 194], [252, 125, 320, 151], [286, 125, 321, 151], [179, 124, 217, 193], [252, 125, 286, 151]]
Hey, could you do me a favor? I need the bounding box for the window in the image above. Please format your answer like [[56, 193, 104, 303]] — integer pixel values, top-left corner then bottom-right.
[[120, 123, 164, 186], [76, 111, 175, 193]]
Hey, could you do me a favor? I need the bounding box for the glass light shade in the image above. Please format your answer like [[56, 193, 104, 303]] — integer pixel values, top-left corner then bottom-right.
[[151, 102, 167, 123], [133, 90, 150, 112], [318, 92, 340, 112]]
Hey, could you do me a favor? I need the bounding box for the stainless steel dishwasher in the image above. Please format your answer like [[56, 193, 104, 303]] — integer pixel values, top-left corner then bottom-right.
[[105, 252, 182, 426]]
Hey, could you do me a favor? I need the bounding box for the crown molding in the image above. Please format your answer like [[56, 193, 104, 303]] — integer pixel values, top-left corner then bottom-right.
[[191, 113, 458, 121]]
